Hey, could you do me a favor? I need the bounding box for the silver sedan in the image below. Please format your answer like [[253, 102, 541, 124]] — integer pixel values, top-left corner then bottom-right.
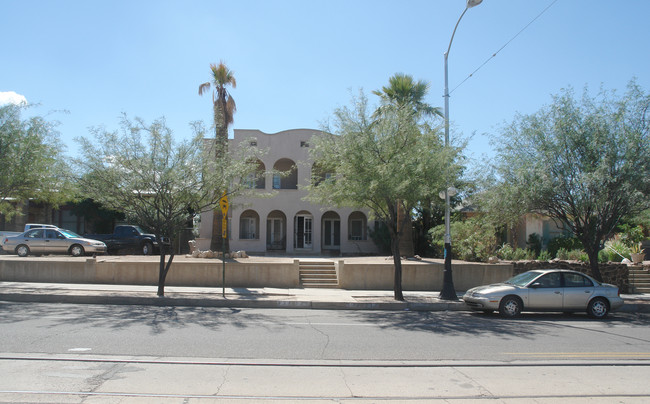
[[2, 228, 107, 257], [463, 269, 624, 319]]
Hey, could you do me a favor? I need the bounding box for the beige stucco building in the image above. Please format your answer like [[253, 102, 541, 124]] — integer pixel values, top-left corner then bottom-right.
[[197, 129, 380, 256]]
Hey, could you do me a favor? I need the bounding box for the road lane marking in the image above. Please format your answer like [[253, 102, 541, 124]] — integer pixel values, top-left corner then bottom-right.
[[505, 352, 650, 358]]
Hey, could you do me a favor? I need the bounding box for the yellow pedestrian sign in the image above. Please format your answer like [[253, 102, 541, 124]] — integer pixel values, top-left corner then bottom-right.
[[219, 193, 229, 215], [219, 193, 229, 239]]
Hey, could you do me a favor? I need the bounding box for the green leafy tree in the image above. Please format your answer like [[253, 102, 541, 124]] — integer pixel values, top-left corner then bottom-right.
[[199, 62, 237, 252], [75, 115, 262, 296], [372, 73, 444, 257], [0, 103, 73, 219], [486, 80, 650, 281], [306, 91, 460, 300]]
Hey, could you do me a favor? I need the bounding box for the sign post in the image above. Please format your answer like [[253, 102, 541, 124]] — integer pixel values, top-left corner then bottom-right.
[[219, 193, 229, 298]]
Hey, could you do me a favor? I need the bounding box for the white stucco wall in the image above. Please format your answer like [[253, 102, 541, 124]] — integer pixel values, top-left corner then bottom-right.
[[199, 129, 380, 255]]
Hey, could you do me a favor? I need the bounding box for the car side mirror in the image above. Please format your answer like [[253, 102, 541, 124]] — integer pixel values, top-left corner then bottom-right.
[[529, 282, 542, 289]]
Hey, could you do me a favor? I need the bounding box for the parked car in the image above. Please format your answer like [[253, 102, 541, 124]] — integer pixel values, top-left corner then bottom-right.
[[1, 224, 60, 252], [2, 228, 107, 257], [85, 225, 163, 255], [463, 269, 624, 319]]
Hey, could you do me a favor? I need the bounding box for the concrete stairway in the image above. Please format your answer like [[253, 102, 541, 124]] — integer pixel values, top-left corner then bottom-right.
[[299, 260, 338, 288], [629, 267, 650, 293]]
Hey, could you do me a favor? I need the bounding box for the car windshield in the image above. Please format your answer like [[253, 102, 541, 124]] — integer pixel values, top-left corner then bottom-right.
[[504, 271, 542, 287], [59, 230, 81, 238]]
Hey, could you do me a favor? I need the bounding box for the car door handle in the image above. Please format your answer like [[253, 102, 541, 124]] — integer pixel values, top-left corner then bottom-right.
[[554, 291, 562, 294]]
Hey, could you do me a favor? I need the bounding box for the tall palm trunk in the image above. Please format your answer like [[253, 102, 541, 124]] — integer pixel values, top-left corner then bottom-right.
[[210, 103, 230, 253]]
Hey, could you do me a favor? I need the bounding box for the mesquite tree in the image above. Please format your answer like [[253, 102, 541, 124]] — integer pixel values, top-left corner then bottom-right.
[[75, 115, 261, 296], [485, 80, 650, 281]]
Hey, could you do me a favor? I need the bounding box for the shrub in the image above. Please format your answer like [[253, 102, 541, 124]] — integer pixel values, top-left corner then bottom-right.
[[618, 224, 645, 247], [537, 250, 552, 261], [598, 249, 610, 263], [429, 217, 498, 262], [602, 236, 631, 262], [527, 233, 542, 257], [548, 235, 582, 258], [556, 247, 570, 260], [567, 249, 588, 262], [369, 221, 392, 255], [496, 243, 536, 261]]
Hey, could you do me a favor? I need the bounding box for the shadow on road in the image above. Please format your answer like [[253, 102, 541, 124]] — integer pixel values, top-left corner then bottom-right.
[[1, 301, 648, 341]]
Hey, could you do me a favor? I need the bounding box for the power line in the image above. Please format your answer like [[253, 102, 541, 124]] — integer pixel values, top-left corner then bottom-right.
[[449, 0, 559, 95]]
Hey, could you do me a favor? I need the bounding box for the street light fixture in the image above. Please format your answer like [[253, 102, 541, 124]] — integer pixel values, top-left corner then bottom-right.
[[439, 0, 482, 301]]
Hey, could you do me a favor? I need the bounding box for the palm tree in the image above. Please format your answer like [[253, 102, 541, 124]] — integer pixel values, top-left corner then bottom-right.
[[199, 62, 236, 252], [372, 73, 442, 119], [373, 73, 442, 258], [199, 62, 237, 143]]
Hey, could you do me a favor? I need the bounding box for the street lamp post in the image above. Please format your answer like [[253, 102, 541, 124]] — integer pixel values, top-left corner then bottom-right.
[[439, 0, 482, 301]]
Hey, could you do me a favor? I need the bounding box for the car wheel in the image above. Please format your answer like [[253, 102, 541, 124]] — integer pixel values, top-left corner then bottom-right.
[[142, 241, 153, 255], [587, 297, 609, 319], [499, 296, 522, 318], [70, 244, 85, 257], [16, 245, 30, 257]]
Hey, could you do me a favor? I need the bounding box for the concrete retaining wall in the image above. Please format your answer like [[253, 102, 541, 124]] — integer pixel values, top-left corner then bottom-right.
[[0, 257, 301, 289], [338, 260, 514, 291], [0, 256, 514, 291]]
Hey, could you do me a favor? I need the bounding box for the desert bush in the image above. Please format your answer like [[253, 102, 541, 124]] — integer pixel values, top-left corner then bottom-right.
[[527, 233, 542, 257], [547, 235, 582, 258], [496, 243, 536, 261], [429, 217, 498, 262]]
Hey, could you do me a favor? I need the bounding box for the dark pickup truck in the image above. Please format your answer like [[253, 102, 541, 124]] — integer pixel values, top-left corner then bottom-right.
[[85, 225, 160, 255]]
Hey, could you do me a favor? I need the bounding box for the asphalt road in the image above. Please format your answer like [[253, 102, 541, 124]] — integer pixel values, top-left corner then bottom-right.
[[2, 302, 650, 361], [2, 302, 650, 402]]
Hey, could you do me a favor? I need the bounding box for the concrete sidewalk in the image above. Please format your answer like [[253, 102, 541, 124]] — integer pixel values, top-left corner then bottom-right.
[[1, 281, 650, 313]]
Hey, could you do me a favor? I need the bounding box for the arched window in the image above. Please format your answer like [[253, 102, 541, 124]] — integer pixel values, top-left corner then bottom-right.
[[244, 159, 266, 189], [311, 161, 335, 186], [348, 211, 367, 241], [239, 210, 260, 240], [272, 158, 297, 189]]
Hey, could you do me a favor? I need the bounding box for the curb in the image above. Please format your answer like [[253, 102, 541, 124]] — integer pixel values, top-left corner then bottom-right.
[[0, 292, 469, 311], [0, 292, 648, 313]]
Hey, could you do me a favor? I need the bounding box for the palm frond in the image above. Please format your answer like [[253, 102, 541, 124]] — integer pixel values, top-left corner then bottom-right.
[[198, 82, 211, 96]]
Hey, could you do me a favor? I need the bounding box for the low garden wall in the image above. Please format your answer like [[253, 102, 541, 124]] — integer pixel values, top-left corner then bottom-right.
[[338, 260, 514, 291], [0, 256, 632, 292], [0, 257, 301, 289], [511, 260, 629, 293]]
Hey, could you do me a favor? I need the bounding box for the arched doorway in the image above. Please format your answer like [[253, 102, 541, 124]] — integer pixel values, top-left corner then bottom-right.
[[293, 210, 313, 250], [266, 210, 286, 251], [322, 211, 340, 251]]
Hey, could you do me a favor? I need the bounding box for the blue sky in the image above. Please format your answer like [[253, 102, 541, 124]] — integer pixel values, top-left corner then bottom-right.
[[2, 0, 649, 164]]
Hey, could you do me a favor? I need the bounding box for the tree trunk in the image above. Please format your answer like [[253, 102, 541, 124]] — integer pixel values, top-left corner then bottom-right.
[[397, 202, 414, 257], [586, 247, 603, 282], [387, 210, 404, 301], [156, 236, 175, 297], [210, 209, 228, 252], [210, 113, 230, 253]]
